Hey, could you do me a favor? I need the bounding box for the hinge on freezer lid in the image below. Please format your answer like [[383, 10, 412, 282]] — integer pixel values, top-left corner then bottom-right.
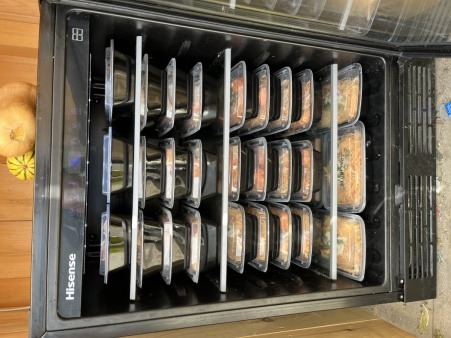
[[398, 58, 437, 302]]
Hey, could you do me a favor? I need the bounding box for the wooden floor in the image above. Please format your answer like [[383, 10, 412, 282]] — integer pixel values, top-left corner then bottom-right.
[[0, 1, 412, 337]]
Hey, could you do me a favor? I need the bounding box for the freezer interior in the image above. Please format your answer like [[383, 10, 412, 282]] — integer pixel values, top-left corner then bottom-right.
[[77, 10, 389, 318]]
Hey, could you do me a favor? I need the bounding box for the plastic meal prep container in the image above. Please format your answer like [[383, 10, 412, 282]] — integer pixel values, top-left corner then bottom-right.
[[311, 211, 366, 282], [311, 63, 362, 133], [322, 121, 366, 213]]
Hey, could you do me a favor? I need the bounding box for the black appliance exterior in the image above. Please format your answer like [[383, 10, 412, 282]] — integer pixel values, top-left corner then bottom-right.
[[30, 0, 437, 336]]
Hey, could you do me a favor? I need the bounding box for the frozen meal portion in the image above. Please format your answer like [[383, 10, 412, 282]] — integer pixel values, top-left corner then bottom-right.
[[312, 212, 366, 281], [227, 203, 246, 273], [239, 64, 270, 135], [284, 70, 314, 136], [244, 202, 269, 272], [291, 140, 316, 202], [230, 62, 246, 130], [181, 206, 201, 283], [217, 137, 241, 201], [290, 203, 312, 268], [323, 121, 366, 213], [183, 139, 202, 209], [228, 138, 241, 201], [261, 67, 292, 135], [314, 63, 362, 130], [266, 139, 292, 202], [267, 203, 292, 270], [179, 62, 202, 138], [241, 138, 267, 201]]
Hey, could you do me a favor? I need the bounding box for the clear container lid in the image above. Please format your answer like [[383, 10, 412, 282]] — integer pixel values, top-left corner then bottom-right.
[[137, 210, 162, 288], [100, 206, 131, 284], [267, 202, 292, 270], [283, 69, 314, 136], [309, 136, 324, 208], [240, 137, 268, 201], [260, 67, 293, 135], [159, 207, 174, 285], [230, 61, 247, 132], [102, 128, 112, 202], [199, 221, 219, 273], [141, 54, 165, 130], [138, 136, 163, 209], [242, 202, 270, 272], [312, 211, 366, 281], [227, 202, 246, 273], [266, 139, 292, 202], [201, 149, 218, 200], [238, 64, 270, 135], [105, 39, 135, 123], [290, 203, 313, 269], [155, 58, 177, 136], [174, 148, 190, 200], [180, 206, 202, 283], [183, 139, 203, 209], [102, 128, 133, 202], [311, 63, 362, 133], [291, 140, 323, 202], [179, 62, 203, 138], [217, 137, 241, 201], [159, 138, 176, 209], [323, 121, 366, 213], [172, 221, 189, 275]]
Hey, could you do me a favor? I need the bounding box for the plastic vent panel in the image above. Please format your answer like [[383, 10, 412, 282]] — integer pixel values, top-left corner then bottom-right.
[[400, 59, 436, 302]]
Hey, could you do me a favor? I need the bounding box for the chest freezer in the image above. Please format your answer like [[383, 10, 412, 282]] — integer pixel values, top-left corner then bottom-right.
[[30, 0, 442, 336]]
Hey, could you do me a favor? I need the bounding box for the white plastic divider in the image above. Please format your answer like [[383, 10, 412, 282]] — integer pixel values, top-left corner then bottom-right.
[[130, 36, 143, 300], [329, 64, 338, 280], [220, 48, 232, 293]]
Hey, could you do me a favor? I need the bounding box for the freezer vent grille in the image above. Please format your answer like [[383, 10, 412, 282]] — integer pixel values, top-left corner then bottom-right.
[[406, 175, 434, 279], [406, 65, 433, 155], [400, 59, 436, 302]]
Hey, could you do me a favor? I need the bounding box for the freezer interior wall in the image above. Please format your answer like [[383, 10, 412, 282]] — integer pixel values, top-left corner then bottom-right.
[[83, 11, 389, 317]]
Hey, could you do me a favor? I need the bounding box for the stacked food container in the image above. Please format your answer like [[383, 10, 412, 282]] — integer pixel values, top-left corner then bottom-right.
[[101, 36, 368, 300]]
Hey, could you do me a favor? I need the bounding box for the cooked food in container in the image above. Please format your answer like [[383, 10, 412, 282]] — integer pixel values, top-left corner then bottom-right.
[[217, 137, 241, 201], [266, 139, 292, 202], [105, 40, 135, 123], [240, 137, 267, 201], [238, 64, 270, 135], [290, 203, 313, 269], [102, 127, 133, 203], [180, 206, 202, 283], [291, 140, 322, 202], [227, 202, 246, 273], [312, 211, 366, 281], [135, 207, 173, 287], [177, 63, 219, 138], [312, 63, 362, 132], [323, 121, 366, 213], [215, 61, 247, 133], [267, 202, 292, 270], [283, 69, 314, 136], [138, 137, 175, 209], [99, 205, 131, 284], [259, 67, 292, 135], [242, 202, 270, 272]]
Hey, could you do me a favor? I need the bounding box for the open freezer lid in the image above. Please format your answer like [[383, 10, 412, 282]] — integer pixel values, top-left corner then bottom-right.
[[102, 0, 451, 50]]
